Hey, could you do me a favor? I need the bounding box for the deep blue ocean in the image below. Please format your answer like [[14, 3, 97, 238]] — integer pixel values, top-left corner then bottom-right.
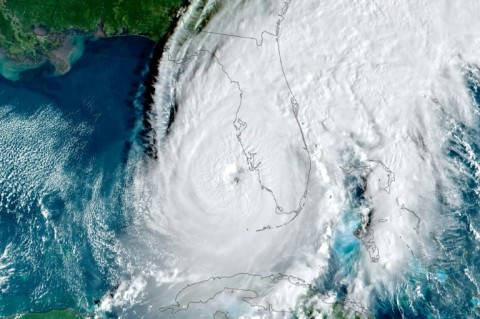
[[2, 32, 480, 319], [0, 36, 154, 316]]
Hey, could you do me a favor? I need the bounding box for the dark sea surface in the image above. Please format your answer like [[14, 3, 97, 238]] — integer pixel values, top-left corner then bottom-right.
[[369, 69, 480, 318], [0, 36, 154, 316]]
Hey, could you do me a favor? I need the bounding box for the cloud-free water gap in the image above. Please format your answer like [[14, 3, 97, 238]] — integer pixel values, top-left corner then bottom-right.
[[4, 0, 480, 318], [0, 36, 154, 317], [114, 0, 480, 317]]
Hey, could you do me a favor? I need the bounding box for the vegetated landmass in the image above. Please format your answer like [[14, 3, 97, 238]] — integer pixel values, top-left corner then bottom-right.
[[5, 309, 84, 319], [0, 0, 185, 65]]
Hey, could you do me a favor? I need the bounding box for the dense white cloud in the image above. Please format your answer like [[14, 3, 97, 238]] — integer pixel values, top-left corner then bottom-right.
[[106, 0, 480, 317]]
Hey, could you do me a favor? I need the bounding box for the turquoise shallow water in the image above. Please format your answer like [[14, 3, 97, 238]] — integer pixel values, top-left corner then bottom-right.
[[0, 36, 154, 316], [2, 29, 480, 319]]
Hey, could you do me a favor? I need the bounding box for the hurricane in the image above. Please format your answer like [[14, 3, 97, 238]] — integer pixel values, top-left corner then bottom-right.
[[2, 0, 480, 318], [90, 0, 480, 317]]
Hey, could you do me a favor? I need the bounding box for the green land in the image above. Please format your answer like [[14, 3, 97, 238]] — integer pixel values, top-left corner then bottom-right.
[[0, 0, 185, 74], [0, 0, 186, 314], [6, 309, 88, 319]]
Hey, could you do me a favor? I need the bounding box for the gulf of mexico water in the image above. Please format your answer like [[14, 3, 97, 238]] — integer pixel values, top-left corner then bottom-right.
[[0, 35, 154, 316]]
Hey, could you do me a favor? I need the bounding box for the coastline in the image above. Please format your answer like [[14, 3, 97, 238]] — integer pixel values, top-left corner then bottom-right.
[[0, 2, 192, 313], [0, 2, 192, 318], [0, 30, 158, 81], [0, 0, 191, 159], [0, 32, 157, 319], [0, 30, 88, 81], [138, 0, 192, 159], [5, 308, 88, 319]]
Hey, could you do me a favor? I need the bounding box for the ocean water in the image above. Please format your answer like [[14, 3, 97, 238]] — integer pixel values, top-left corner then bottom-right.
[[0, 36, 154, 316], [108, 0, 480, 318], [4, 1, 480, 318]]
